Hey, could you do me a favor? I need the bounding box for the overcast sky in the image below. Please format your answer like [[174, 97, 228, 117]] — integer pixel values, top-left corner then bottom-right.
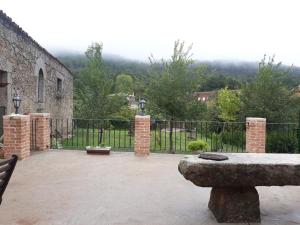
[[1, 0, 300, 65]]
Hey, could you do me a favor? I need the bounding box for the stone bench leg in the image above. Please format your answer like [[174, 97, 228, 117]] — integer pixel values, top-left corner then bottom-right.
[[208, 186, 261, 223]]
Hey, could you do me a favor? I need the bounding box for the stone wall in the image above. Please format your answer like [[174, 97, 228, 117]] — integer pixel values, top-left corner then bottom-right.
[[0, 11, 73, 119]]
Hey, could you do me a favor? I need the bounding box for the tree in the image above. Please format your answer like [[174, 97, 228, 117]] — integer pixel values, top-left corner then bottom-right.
[[111, 105, 136, 120], [115, 74, 134, 94], [198, 74, 241, 91], [241, 55, 295, 122], [185, 99, 208, 121], [147, 40, 198, 120], [74, 43, 125, 119], [146, 40, 205, 152], [216, 87, 241, 122]]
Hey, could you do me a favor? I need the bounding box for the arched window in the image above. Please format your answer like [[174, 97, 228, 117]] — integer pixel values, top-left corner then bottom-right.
[[38, 69, 44, 103]]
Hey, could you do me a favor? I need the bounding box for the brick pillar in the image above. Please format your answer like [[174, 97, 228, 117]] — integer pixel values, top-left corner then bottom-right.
[[3, 114, 30, 160], [246, 117, 266, 153], [30, 113, 50, 151], [134, 115, 150, 156]]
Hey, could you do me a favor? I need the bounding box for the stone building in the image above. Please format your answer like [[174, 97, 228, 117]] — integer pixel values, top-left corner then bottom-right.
[[0, 10, 73, 135]]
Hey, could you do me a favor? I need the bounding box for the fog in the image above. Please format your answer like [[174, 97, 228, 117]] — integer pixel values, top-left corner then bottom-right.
[[1, 0, 300, 65]]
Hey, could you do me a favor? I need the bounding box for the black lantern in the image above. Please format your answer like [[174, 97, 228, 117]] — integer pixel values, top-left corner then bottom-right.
[[139, 98, 146, 116], [12, 93, 21, 114]]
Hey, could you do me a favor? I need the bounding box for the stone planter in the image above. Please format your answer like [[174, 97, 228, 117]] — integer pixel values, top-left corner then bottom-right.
[[86, 146, 111, 155]]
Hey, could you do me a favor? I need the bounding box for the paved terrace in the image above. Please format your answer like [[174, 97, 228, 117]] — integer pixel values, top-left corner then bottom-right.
[[0, 150, 300, 225]]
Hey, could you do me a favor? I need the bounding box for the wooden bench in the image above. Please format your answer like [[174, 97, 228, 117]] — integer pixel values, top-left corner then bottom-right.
[[0, 155, 18, 205]]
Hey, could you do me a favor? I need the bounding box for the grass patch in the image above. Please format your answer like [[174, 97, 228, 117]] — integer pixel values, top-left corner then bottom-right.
[[52, 128, 244, 153]]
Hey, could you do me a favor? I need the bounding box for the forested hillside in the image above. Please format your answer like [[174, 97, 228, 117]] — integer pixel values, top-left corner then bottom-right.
[[55, 41, 300, 125], [57, 53, 300, 90]]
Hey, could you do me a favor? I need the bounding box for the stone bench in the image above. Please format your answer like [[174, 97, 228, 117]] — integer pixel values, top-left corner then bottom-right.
[[178, 153, 300, 223]]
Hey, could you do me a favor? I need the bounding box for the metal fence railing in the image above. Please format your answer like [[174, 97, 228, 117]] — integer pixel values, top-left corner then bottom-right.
[[150, 120, 246, 153], [49, 118, 246, 153], [50, 118, 135, 151], [30, 118, 37, 151], [48, 118, 300, 154], [0, 106, 6, 138], [266, 123, 299, 153]]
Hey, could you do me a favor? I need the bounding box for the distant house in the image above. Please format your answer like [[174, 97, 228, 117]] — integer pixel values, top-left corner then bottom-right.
[[127, 94, 138, 109], [194, 91, 216, 102], [108, 93, 138, 110], [291, 85, 300, 97]]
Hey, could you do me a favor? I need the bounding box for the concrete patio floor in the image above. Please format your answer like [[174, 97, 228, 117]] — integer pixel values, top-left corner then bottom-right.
[[0, 150, 300, 225]]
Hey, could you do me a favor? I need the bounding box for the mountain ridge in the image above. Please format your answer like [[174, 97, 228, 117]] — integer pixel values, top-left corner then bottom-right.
[[55, 52, 300, 87]]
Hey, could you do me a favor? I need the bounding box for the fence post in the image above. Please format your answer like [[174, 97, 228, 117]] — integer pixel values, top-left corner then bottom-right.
[[134, 115, 150, 156], [245, 117, 266, 153], [3, 114, 30, 160], [30, 113, 50, 151]]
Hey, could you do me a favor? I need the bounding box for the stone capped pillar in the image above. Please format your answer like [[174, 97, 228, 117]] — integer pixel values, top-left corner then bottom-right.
[[134, 115, 151, 156], [3, 114, 30, 160], [246, 117, 266, 153], [30, 113, 50, 151]]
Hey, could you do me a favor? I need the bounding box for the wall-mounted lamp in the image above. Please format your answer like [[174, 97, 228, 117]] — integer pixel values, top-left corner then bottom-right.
[[139, 98, 146, 116], [12, 93, 21, 114]]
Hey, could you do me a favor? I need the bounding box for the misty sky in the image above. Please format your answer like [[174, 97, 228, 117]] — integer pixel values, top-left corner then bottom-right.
[[1, 0, 300, 65]]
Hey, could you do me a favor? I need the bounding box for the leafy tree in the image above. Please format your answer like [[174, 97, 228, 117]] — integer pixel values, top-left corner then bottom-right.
[[111, 105, 136, 120], [147, 40, 197, 120], [185, 99, 208, 121], [146, 40, 205, 152], [106, 94, 129, 116], [133, 78, 147, 99], [115, 74, 134, 94], [74, 43, 125, 118], [241, 55, 295, 122], [216, 87, 241, 122], [199, 74, 241, 91]]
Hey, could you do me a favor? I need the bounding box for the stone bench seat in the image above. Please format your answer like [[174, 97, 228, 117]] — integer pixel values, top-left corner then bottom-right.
[[178, 153, 300, 223]]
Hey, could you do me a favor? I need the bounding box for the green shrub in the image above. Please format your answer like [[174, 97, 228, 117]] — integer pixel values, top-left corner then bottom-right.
[[267, 132, 298, 153], [187, 140, 208, 151]]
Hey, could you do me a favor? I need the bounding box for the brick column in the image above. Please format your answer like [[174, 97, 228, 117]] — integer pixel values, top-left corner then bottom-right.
[[134, 115, 150, 156], [246, 117, 266, 153], [3, 114, 30, 160], [30, 113, 50, 151]]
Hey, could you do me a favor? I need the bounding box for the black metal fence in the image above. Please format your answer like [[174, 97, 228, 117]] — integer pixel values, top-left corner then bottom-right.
[[50, 118, 135, 151], [48, 118, 300, 154], [266, 122, 299, 153], [30, 118, 37, 151], [50, 118, 246, 153], [150, 120, 246, 153], [0, 106, 6, 137]]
